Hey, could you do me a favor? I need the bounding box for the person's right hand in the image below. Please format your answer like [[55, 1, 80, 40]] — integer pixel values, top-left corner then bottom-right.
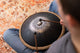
[[60, 19, 64, 25]]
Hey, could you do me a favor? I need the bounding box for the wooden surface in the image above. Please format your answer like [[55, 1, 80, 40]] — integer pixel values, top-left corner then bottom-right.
[[0, 0, 53, 53]]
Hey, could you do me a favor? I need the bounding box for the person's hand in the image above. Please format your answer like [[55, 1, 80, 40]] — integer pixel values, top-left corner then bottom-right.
[[60, 19, 64, 25]]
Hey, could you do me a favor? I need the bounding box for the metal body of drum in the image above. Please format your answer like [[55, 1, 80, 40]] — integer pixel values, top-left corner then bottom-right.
[[19, 11, 65, 50]]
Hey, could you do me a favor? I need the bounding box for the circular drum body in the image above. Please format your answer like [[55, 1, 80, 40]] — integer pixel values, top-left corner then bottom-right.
[[19, 11, 65, 50]]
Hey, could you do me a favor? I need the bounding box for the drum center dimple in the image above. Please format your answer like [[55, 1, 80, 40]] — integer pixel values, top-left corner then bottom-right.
[[37, 21, 42, 26]]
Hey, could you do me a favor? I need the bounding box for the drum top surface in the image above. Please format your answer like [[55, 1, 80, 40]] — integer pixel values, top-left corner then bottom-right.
[[20, 12, 62, 47]]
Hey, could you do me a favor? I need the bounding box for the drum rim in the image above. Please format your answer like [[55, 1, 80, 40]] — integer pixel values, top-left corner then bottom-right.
[[19, 11, 65, 50]]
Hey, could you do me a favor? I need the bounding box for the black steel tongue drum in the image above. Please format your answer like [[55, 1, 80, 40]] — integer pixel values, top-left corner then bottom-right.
[[19, 11, 65, 52]]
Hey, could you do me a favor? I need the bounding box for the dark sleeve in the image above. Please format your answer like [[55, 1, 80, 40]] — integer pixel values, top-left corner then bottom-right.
[[45, 32, 70, 53]]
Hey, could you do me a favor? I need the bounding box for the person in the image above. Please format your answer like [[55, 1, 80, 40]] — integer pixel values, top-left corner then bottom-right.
[[49, 0, 59, 15], [3, 0, 60, 53], [46, 0, 80, 53]]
